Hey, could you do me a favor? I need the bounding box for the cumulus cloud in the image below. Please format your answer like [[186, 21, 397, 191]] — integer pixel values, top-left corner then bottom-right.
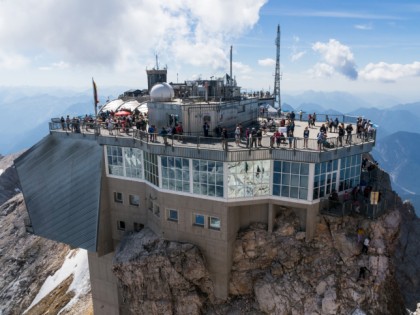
[[258, 58, 275, 66], [312, 39, 358, 80], [359, 61, 420, 82], [0, 0, 267, 73]]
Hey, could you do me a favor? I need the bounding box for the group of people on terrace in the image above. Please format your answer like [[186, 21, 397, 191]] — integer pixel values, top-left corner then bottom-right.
[[57, 109, 375, 152]]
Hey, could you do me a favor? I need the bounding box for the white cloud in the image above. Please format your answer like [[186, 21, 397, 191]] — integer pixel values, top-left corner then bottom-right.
[[290, 34, 306, 62], [359, 61, 420, 82], [354, 23, 373, 30], [309, 63, 335, 77], [233, 61, 252, 74], [0, 0, 268, 73], [0, 51, 29, 70], [258, 58, 275, 66], [312, 39, 358, 80], [39, 61, 70, 71], [291, 51, 306, 62]]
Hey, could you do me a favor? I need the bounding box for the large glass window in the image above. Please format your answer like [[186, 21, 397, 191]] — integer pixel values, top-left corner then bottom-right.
[[339, 154, 361, 191], [124, 148, 143, 178], [273, 161, 309, 200], [107, 146, 124, 176], [161, 156, 190, 193], [313, 160, 339, 200], [107, 146, 143, 179], [227, 160, 270, 198], [192, 160, 224, 197], [144, 152, 159, 186]]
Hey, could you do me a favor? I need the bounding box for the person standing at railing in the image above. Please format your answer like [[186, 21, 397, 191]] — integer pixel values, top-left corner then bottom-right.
[[317, 131, 325, 151], [287, 130, 294, 149], [159, 126, 168, 145], [203, 121, 210, 137], [148, 124, 156, 142], [234, 125, 241, 146], [303, 127, 309, 148], [257, 128, 263, 147], [251, 128, 257, 148], [338, 124, 345, 146], [66, 115, 71, 131], [60, 116, 65, 130], [221, 127, 228, 150], [345, 123, 353, 144]]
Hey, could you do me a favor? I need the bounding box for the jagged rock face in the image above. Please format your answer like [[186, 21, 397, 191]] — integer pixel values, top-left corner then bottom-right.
[[0, 194, 70, 314], [227, 209, 406, 315], [395, 201, 420, 312], [112, 228, 214, 315]]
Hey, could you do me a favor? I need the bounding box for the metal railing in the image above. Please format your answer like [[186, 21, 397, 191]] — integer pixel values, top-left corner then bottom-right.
[[49, 117, 376, 153]]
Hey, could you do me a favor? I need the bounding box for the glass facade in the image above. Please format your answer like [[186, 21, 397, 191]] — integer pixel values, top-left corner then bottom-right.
[[228, 160, 271, 198], [313, 160, 339, 200], [124, 148, 143, 178], [339, 154, 361, 191], [273, 161, 309, 200], [107, 146, 124, 176], [107, 146, 143, 179], [161, 156, 190, 192], [105, 145, 363, 202], [144, 152, 159, 186], [192, 160, 224, 197]]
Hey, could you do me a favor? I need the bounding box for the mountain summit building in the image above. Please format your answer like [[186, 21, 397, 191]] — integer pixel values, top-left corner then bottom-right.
[[14, 69, 376, 313]]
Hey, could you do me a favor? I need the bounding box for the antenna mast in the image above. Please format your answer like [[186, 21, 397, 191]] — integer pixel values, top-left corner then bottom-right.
[[273, 25, 281, 110]]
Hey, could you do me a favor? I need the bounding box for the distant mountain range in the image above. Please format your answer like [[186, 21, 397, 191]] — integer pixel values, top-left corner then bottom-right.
[[373, 131, 420, 215]]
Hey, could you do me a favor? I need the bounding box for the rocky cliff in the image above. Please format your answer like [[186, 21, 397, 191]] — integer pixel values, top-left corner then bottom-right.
[[2, 151, 420, 314], [111, 166, 420, 314], [0, 154, 92, 315]]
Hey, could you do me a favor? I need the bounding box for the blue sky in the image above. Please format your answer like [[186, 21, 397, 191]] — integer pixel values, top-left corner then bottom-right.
[[0, 0, 419, 101]]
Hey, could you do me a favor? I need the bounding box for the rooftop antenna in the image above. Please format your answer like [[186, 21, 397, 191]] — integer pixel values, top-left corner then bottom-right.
[[273, 24, 281, 110], [155, 54, 159, 70]]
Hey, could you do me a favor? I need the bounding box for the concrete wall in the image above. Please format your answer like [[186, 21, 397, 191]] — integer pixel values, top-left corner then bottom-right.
[[88, 252, 120, 315]]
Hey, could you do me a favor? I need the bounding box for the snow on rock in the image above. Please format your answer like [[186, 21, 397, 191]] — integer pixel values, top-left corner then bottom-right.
[[24, 249, 90, 313]]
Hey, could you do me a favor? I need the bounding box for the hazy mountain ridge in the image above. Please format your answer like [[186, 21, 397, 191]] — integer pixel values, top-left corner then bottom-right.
[[373, 131, 420, 215]]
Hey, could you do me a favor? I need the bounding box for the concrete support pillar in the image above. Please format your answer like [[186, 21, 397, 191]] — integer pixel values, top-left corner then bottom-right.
[[305, 203, 319, 241]]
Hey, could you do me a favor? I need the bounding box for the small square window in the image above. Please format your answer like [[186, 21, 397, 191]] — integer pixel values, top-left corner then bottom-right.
[[194, 214, 205, 227], [117, 221, 126, 231], [114, 192, 123, 203], [129, 194, 140, 206], [209, 217, 221, 230], [167, 209, 178, 222]]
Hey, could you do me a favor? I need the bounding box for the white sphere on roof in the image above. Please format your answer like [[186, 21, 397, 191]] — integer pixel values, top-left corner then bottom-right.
[[150, 82, 174, 102]]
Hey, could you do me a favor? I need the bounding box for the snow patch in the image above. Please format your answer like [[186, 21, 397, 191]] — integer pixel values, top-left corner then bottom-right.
[[24, 249, 90, 313], [0, 169, 3, 176]]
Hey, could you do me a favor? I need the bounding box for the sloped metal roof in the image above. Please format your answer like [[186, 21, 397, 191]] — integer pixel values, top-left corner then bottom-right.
[[14, 134, 102, 252]]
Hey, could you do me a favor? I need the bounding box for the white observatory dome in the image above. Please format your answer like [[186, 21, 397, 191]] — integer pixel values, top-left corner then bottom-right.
[[150, 82, 174, 102]]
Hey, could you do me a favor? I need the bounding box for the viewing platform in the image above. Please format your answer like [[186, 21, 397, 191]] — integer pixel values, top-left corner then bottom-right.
[[49, 116, 376, 163]]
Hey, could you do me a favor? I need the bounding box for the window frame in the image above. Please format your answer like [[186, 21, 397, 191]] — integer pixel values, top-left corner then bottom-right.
[[114, 192, 123, 203], [193, 213, 205, 227], [167, 209, 179, 222], [208, 216, 221, 230], [129, 194, 140, 206], [117, 220, 126, 231]]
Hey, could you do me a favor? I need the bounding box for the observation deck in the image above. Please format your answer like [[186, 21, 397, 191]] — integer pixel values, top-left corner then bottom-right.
[[49, 116, 376, 164]]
